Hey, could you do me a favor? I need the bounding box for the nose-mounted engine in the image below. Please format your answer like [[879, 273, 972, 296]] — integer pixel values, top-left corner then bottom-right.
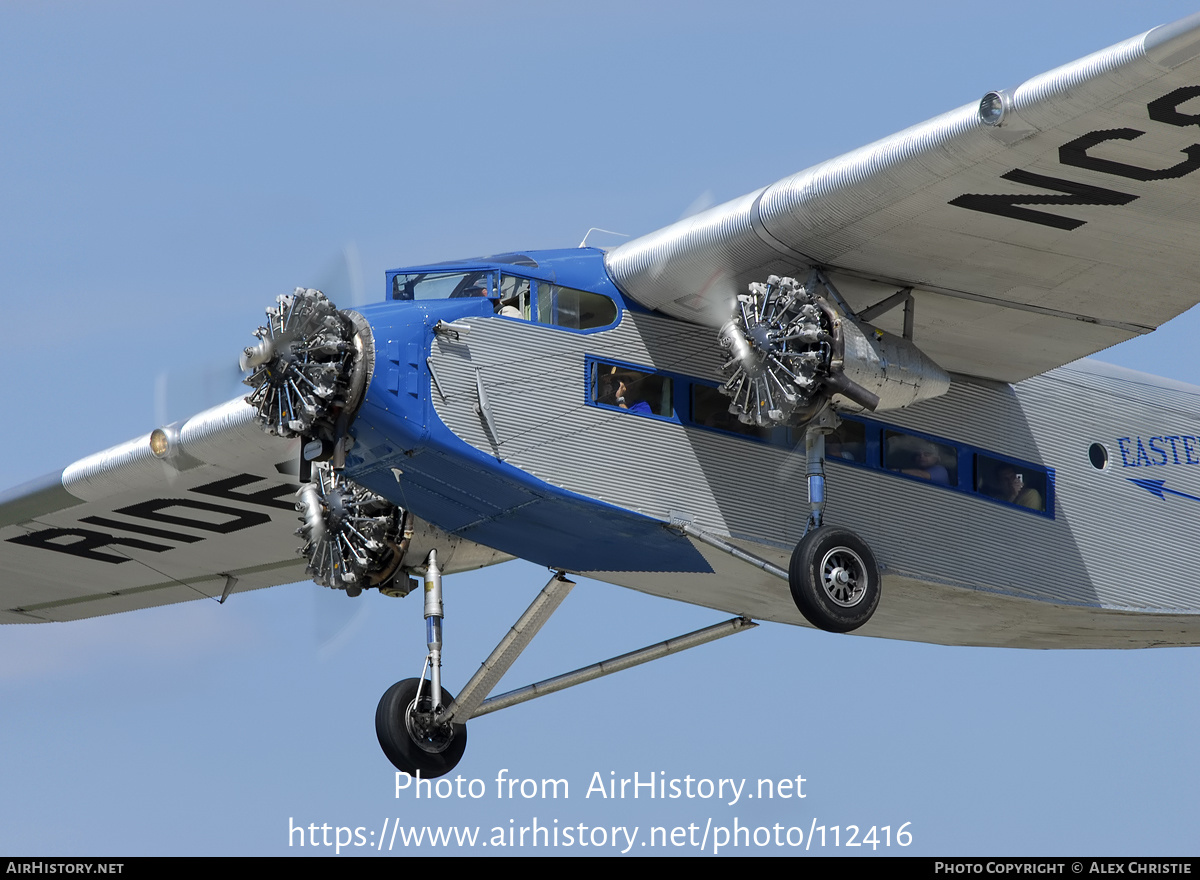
[[240, 288, 375, 455], [242, 288, 406, 594], [295, 464, 409, 597], [718, 275, 949, 427]]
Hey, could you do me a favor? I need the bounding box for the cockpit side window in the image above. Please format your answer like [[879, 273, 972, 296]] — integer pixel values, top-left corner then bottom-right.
[[391, 271, 496, 301], [538, 284, 617, 330], [498, 275, 532, 319]]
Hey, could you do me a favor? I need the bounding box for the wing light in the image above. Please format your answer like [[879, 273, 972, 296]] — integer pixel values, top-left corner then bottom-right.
[[149, 427, 170, 458], [978, 90, 1008, 126]]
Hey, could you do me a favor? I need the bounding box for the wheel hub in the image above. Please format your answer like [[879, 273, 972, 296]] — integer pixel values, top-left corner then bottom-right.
[[820, 547, 867, 607], [405, 695, 456, 755]]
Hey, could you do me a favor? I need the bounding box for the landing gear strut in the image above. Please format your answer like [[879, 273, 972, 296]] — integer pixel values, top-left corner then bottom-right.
[[375, 549, 468, 778], [374, 563, 756, 777]]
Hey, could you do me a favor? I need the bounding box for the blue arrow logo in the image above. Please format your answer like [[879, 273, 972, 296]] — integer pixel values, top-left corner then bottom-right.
[[1128, 478, 1200, 504]]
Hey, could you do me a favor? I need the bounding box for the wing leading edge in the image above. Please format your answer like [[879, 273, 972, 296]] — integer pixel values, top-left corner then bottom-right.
[[0, 398, 307, 623], [606, 13, 1200, 383]]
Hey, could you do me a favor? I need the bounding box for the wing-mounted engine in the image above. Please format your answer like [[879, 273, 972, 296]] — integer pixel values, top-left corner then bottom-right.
[[240, 287, 374, 457], [295, 463, 408, 597], [718, 275, 949, 428]]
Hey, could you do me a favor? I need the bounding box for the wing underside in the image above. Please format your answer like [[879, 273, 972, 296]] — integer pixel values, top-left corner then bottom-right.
[[0, 399, 306, 623], [606, 13, 1200, 383]]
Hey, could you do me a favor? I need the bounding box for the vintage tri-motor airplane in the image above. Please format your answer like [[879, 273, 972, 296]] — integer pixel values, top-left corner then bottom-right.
[[6, 13, 1200, 777]]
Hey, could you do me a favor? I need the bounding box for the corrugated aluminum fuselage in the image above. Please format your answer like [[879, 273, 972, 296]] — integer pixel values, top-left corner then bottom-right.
[[347, 297, 1200, 649]]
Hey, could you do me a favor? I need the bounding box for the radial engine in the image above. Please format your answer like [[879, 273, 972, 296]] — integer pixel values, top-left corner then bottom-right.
[[717, 275, 949, 427]]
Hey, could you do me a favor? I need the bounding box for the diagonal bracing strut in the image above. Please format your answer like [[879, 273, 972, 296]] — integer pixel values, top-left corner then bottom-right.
[[435, 571, 756, 726]]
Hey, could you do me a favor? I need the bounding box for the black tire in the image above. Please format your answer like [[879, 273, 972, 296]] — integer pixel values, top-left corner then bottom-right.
[[789, 526, 880, 633], [375, 678, 467, 778]]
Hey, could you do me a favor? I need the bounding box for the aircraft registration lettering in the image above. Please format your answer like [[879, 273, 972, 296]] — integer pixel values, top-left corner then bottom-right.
[[1116, 436, 1200, 467], [5, 474, 292, 564], [950, 85, 1200, 229]]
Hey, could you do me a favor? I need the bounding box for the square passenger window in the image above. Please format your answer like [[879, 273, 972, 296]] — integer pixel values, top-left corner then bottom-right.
[[691, 385, 769, 438], [883, 431, 957, 486], [592, 363, 671, 417], [975, 454, 1047, 512], [827, 420, 866, 463]]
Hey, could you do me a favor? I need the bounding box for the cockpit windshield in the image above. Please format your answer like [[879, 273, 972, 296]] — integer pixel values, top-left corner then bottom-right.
[[386, 263, 618, 332], [391, 270, 495, 301]]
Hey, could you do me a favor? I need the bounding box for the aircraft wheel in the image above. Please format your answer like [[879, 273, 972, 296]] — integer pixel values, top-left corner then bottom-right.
[[375, 678, 467, 778], [789, 526, 880, 633]]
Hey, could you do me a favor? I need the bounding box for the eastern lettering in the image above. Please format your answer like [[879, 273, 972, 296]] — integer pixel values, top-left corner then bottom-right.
[[1116, 435, 1200, 467], [1135, 437, 1152, 467], [1184, 435, 1200, 464], [1163, 435, 1183, 464], [1117, 437, 1133, 467], [1148, 436, 1170, 466]]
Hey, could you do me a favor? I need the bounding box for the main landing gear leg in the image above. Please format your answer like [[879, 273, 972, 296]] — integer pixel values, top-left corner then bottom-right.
[[788, 413, 882, 633], [804, 418, 829, 534], [374, 566, 758, 776], [375, 550, 467, 779]]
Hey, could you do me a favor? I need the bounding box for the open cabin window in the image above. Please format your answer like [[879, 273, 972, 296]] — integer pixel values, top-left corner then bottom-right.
[[826, 419, 866, 464], [591, 361, 672, 418]]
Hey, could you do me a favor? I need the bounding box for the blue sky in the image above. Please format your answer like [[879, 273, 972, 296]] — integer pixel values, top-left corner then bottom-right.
[[2, 1, 1199, 857]]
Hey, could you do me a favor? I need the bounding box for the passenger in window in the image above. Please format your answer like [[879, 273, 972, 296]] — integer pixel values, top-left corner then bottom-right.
[[597, 372, 647, 413], [986, 464, 1043, 511], [453, 278, 491, 298], [615, 374, 653, 416], [496, 299, 522, 318], [826, 422, 866, 463], [898, 439, 950, 485]]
